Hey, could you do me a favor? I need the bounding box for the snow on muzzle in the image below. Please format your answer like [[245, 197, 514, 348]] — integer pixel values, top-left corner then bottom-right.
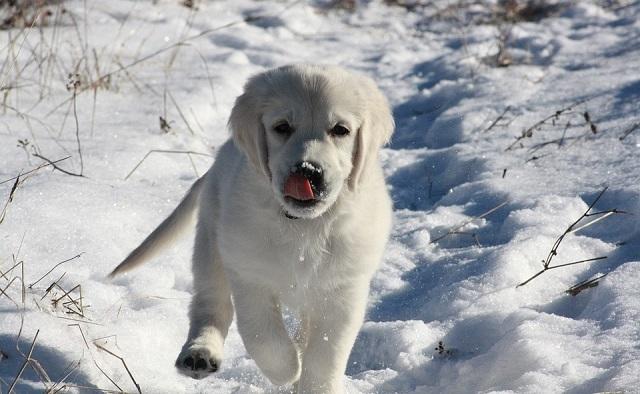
[[283, 161, 325, 203]]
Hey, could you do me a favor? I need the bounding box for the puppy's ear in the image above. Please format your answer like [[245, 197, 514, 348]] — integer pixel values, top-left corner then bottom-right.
[[349, 78, 394, 190], [228, 88, 270, 179]]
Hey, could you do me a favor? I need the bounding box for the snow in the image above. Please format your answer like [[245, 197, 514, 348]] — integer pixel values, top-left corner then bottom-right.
[[1, 0, 639, 393]]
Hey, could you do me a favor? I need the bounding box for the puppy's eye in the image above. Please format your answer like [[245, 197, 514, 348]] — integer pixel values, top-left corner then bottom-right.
[[273, 122, 294, 135], [330, 124, 350, 137]]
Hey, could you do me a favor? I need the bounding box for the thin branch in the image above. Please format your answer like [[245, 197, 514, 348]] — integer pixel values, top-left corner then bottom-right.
[[516, 187, 624, 287], [40, 272, 66, 301], [32, 151, 85, 178], [431, 201, 508, 244], [51, 284, 83, 317], [517, 256, 607, 288], [47, 358, 81, 394], [566, 273, 608, 296], [482, 105, 511, 133], [0, 15, 40, 91], [543, 188, 608, 269], [1, 259, 21, 281], [56, 384, 136, 394], [619, 122, 639, 141], [0, 173, 20, 224], [167, 90, 195, 135], [70, 324, 125, 393], [0, 277, 20, 307], [45, 4, 303, 117], [506, 97, 592, 151], [569, 210, 627, 234], [8, 330, 39, 392], [71, 85, 84, 175], [0, 156, 70, 186], [124, 149, 211, 180], [56, 316, 102, 326], [29, 253, 83, 288], [94, 343, 142, 394], [547, 256, 607, 270]]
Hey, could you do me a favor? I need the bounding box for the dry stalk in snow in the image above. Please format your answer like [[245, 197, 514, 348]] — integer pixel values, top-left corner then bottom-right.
[[124, 149, 212, 180], [619, 122, 639, 141], [8, 329, 39, 393], [46, 3, 303, 115], [0, 156, 70, 186], [0, 255, 26, 306], [431, 200, 508, 245], [565, 273, 608, 296], [29, 252, 83, 289], [506, 97, 594, 151], [94, 343, 142, 394], [0, 174, 20, 224], [482, 105, 513, 133], [70, 324, 135, 394], [517, 187, 626, 287]]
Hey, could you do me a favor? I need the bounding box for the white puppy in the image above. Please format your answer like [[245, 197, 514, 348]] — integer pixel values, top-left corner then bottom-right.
[[110, 64, 394, 393]]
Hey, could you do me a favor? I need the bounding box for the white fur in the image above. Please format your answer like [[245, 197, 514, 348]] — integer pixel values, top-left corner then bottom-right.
[[110, 64, 394, 393]]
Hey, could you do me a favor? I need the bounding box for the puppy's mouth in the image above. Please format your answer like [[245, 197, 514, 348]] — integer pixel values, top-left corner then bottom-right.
[[282, 173, 323, 218]]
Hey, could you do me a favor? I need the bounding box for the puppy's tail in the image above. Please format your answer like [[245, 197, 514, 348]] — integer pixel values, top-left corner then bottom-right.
[[109, 174, 206, 278]]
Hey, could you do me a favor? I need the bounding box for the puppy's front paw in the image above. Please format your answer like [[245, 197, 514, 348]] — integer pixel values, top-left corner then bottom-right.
[[175, 347, 220, 379]]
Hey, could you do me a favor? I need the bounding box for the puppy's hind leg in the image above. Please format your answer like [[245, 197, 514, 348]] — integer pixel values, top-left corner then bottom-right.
[[232, 280, 301, 386], [176, 224, 233, 379]]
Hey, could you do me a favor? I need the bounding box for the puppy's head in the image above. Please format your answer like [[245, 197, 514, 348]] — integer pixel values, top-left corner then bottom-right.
[[229, 65, 394, 219]]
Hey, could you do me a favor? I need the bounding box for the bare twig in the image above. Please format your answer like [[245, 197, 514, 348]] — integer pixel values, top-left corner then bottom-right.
[[506, 97, 592, 151], [0, 15, 40, 91], [44, 6, 298, 117], [569, 209, 626, 234], [524, 153, 551, 163], [516, 188, 625, 287], [40, 272, 66, 301], [70, 324, 126, 393], [517, 256, 608, 288], [47, 358, 82, 393], [124, 149, 211, 180], [56, 316, 102, 325], [8, 329, 39, 392], [0, 277, 20, 306], [57, 384, 135, 394], [431, 200, 508, 244], [566, 273, 608, 296], [32, 151, 85, 178], [94, 343, 142, 394], [68, 76, 84, 175], [51, 284, 84, 317], [29, 252, 83, 288], [0, 173, 20, 224], [0, 156, 70, 186], [0, 237, 27, 305], [483, 105, 512, 132], [619, 122, 639, 141], [167, 90, 195, 135]]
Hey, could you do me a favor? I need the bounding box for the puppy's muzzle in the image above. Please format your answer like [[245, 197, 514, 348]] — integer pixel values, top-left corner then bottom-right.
[[283, 161, 325, 207]]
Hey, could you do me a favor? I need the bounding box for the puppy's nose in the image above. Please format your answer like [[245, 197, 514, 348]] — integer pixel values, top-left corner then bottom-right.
[[284, 161, 325, 200]]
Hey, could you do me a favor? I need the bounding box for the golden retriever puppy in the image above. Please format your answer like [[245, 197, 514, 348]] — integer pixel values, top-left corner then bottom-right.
[[110, 64, 394, 394]]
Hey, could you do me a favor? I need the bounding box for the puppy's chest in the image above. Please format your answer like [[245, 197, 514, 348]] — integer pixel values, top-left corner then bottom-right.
[[270, 231, 330, 284], [224, 219, 339, 291]]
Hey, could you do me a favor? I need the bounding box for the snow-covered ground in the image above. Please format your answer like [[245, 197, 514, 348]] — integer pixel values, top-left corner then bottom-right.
[[1, 0, 639, 392]]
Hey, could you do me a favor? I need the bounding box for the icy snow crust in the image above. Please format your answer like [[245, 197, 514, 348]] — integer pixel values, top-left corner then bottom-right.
[[1, 1, 639, 393]]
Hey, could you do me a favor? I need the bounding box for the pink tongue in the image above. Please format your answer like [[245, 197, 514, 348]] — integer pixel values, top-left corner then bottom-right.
[[284, 174, 315, 201]]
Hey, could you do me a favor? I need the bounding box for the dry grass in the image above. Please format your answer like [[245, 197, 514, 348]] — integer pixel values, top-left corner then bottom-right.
[[517, 188, 627, 287], [0, 0, 61, 30]]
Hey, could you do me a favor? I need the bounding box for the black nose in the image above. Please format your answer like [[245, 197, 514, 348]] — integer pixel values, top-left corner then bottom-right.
[[292, 161, 325, 196]]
